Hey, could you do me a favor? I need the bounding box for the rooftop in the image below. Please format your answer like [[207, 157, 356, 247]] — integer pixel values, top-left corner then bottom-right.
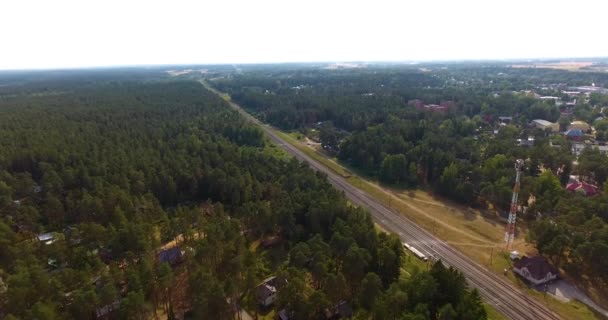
[[566, 181, 599, 197], [532, 119, 555, 126], [571, 120, 589, 125], [38, 232, 54, 241], [565, 129, 584, 137], [157, 247, 184, 265], [514, 256, 558, 281]]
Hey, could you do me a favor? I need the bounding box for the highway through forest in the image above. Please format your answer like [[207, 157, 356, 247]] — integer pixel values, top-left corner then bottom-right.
[[203, 81, 561, 320]]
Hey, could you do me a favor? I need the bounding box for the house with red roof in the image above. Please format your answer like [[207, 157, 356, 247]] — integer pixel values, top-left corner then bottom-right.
[[566, 181, 599, 197]]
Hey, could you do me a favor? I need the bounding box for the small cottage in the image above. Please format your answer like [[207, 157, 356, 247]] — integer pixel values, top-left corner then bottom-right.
[[256, 276, 285, 307], [513, 256, 558, 285], [157, 247, 185, 266]]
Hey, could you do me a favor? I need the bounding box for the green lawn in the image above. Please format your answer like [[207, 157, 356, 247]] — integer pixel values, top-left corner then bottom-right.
[[262, 140, 292, 161], [484, 303, 507, 320]]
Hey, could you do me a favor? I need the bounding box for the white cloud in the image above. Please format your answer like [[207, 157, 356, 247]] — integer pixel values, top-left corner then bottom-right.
[[1, 0, 606, 69]]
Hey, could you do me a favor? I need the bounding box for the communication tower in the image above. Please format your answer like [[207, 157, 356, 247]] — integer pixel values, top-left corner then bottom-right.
[[505, 159, 524, 249]]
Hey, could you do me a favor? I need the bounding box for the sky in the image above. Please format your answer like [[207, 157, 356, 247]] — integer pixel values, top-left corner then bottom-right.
[[1, 0, 607, 70]]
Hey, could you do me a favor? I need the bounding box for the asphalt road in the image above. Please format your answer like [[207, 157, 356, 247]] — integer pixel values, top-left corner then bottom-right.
[[204, 82, 562, 320]]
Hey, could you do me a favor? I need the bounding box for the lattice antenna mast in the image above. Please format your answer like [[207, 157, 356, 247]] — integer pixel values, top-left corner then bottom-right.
[[505, 159, 524, 250]]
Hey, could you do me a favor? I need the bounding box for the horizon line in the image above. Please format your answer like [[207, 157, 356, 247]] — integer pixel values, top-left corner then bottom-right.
[[1, 56, 608, 72]]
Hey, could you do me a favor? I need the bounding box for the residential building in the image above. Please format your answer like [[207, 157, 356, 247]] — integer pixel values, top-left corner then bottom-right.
[[261, 235, 281, 248], [560, 107, 574, 116], [407, 99, 451, 113], [424, 104, 448, 112], [531, 119, 559, 133], [95, 299, 120, 319], [571, 143, 608, 156], [509, 251, 520, 260], [37, 232, 56, 245], [324, 301, 353, 319], [568, 121, 591, 132], [256, 276, 285, 307], [498, 116, 513, 123], [566, 181, 599, 197], [565, 129, 584, 141], [539, 96, 561, 102], [513, 256, 558, 285], [157, 247, 185, 266], [571, 86, 608, 94], [518, 136, 535, 147], [563, 91, 580, 97], [257, 283, 276, 307], [278, 309, 293, 320]]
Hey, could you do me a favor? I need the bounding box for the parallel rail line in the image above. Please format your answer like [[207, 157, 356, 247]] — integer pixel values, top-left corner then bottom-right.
[[205, 81, 561, 320]]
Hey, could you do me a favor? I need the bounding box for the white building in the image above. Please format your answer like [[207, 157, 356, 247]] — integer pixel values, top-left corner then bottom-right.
[[531, 119, 559, 133]]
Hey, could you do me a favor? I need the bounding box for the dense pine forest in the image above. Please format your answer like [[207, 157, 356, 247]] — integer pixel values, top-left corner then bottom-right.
[[0, 71, 485, 319], [212, 65, 608, 290]]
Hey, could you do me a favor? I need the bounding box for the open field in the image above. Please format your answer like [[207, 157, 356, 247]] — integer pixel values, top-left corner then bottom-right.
[[510, 61, 608, 72]]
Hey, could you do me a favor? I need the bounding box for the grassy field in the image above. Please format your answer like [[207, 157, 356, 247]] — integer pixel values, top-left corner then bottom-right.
[[484, 303, 507, 320], [272, 129, 603, 320], [263, 139, 293, 161]]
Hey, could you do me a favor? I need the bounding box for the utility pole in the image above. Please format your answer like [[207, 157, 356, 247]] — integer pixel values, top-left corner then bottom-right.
[[505, 159, 524, 250]]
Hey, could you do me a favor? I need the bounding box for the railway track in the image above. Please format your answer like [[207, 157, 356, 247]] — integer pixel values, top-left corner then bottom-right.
[[205, 81, 561, 320]]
